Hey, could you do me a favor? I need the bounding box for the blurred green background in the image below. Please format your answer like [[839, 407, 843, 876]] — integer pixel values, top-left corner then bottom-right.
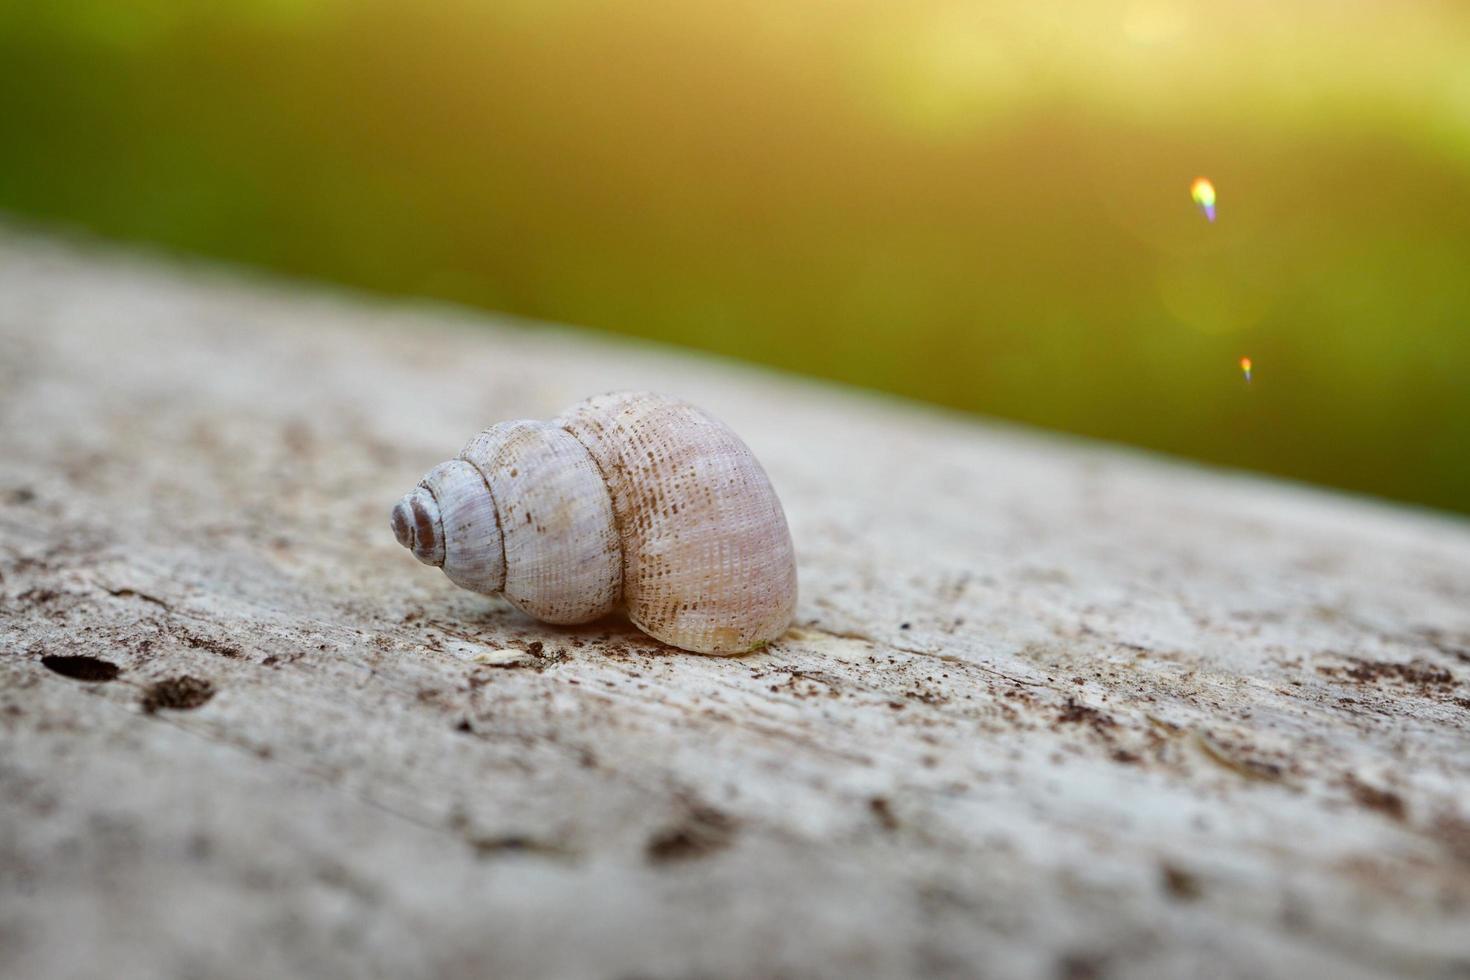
[[2, 0, 1468, 513]]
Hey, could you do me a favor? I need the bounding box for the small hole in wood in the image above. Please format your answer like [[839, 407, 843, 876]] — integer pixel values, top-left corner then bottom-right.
[[41, 654, 120, 683]]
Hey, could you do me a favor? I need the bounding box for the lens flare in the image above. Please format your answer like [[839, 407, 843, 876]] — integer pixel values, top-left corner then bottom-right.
[[1239, 356, 1252, 383], [1191, 177, 1216, 222]]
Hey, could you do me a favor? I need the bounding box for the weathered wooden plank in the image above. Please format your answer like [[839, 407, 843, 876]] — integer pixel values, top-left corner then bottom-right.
[[1, 228, 1468, 979]]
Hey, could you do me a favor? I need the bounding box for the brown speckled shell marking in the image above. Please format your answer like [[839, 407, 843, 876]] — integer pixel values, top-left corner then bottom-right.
[[391, 392, 797, 655]]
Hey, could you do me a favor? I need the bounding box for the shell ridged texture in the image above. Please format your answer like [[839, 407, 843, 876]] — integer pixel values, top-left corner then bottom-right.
[[461, 420, 622, 625], [558, 393, 798, 654], [419, 460, 504, 594]]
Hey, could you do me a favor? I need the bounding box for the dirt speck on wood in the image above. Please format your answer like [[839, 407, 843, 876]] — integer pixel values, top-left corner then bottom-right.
[[141, 676, 215, 714], [646, 803, 739, 863]]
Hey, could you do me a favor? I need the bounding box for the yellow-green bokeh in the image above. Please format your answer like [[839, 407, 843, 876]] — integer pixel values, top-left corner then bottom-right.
[[2, 0, 1468, 512]]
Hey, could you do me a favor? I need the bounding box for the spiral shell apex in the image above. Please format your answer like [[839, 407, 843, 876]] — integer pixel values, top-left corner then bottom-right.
[[390, 392, 798, 655]]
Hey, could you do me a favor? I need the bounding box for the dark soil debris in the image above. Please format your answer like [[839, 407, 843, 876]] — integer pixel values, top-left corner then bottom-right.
[[1344, 776, 1407, 822], [183, 631, 244, 660], [1057, 698, 1115, 729], [869, 796, 899, 831], [1318, 657, 1456, 692], [141, 676, 214, 713], [1160, 862, 1203, 901], [531, 644, 569, 669], [485, 642, 570, 672], [105, 587, 168, 608], [646, 803, 739, 863], [41, 654, 119, 682]]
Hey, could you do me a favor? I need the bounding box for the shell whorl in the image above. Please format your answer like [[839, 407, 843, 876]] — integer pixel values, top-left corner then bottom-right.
[[557, 393, 798, 654], [460, 420, 622, 625], [420, 460, 505, 594], [391, 392, 798, 654], [390, 487, 444, 566]]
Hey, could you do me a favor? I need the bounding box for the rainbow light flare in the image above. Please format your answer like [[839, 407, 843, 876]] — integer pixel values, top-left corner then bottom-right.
[[1240, 356, 1252, 383], [1191, 177, 1216, 222]]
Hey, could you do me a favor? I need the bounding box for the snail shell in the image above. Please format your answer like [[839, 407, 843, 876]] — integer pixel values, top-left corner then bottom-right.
[[391, 392, 797, 654]]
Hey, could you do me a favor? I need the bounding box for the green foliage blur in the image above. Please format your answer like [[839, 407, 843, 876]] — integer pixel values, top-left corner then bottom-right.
[[2, 0, 1468, 513]]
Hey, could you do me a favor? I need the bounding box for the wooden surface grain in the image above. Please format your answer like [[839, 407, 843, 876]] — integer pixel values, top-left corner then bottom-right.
[[2, 228, 1469, 979]]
